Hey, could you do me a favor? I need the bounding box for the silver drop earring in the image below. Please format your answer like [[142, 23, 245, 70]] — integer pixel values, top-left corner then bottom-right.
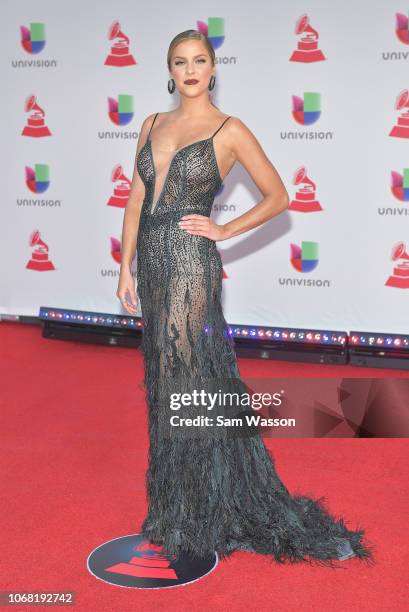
[[167, 78, 176, 94]]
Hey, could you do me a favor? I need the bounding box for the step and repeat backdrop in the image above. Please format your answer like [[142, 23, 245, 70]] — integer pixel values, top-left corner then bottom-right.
[[2, 1, 408, 333]]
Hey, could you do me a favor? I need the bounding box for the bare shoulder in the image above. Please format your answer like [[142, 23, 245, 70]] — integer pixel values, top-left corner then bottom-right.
[[224, 115, 255, 139], [136, 112, 159, 152], [140, 111, 159, 133], [218, 116, 270, 169]]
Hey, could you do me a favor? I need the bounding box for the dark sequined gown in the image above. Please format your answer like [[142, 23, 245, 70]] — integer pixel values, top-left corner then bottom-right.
[[135, 112, 375, 566]]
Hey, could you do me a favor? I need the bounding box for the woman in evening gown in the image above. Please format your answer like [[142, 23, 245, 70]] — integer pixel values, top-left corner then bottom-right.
[[117, 29, 375, 567]]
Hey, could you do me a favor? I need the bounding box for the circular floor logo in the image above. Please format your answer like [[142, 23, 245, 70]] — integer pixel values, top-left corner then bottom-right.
[[87, 533, 218, 589]]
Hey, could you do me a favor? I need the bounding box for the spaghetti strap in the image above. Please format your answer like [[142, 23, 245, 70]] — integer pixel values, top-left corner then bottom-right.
[[212, 115, 231, 137], [147, 112, 159, 139]]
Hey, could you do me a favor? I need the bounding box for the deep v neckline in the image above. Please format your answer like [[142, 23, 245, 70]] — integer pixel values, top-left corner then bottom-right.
[[147, 136, 221, 214]]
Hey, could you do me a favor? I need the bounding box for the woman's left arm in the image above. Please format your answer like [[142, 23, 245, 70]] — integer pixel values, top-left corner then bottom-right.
[[178, 116, 289, 241]]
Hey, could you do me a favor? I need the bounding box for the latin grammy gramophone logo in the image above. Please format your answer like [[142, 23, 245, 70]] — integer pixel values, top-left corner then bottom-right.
[[26, 230, 55, 271], [25, 164, 50, 193], [389, 89, 409, 138], [104, 539, 179, 579], [20, 22, 46, 54], [87, 533, 218, 589], [385, 241, 409, 288], [197, 17, 225, 49], [22, 94, 51, 137], [395, 11, 409, 44], [292, 92, 321, 125], [290, 241, 319, 273], [108, 95, 134, 126], [108, 165, 131, 207], [289, 14, 326, 62], [391, 168, 409, 201], [104, 21, 137, 66], [288, 166, 323, 212]]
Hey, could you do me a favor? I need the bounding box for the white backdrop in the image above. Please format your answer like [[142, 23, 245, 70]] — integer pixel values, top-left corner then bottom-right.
[[2, 0, 408, 333]]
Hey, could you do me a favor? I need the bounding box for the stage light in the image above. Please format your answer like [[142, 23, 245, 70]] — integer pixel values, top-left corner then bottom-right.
[[227, 323, 348, 364], [349, 329, 409, 370], [39, 306, 143, 347]]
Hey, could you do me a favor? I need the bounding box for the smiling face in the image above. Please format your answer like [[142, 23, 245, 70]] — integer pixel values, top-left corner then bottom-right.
[[169, 38, 215, 97]]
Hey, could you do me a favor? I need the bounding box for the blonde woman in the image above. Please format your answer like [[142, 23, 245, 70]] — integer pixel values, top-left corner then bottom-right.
[[117, 29, 374, 567]]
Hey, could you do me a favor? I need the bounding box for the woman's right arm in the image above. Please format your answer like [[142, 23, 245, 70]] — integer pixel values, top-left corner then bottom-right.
[[116, 113, 155, 315]]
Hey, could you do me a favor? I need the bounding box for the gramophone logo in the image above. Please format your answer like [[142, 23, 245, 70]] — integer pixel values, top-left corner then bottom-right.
[[389, 89, 409, 138], [22, 94, 51, 137], [395, 12, 409, 44], [385, 241, 409, 288], [108, 95, 134, 126], [104, 21, 137, 66], [289, 14, 326, 62], [288, 166, 323, 212], [290, 241, 319, 272], [87, 533, 217, 588], [292, 92, 321, 125], [26, 230, 55, 271], [25, 164, 49, 193], [391, 168, 409, 202], [104, 539, 178, 580], [197, 17, 225, 49], [108, 165, 131, 207], [20, 22, 46, 54], [111, 237, 121, 264]]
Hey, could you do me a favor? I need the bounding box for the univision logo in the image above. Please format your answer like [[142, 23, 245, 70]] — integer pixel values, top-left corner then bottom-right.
[[278, 241, 331, 287], [21, 22, 46, 53], [98, 95, 138, 140], [196, 17, 237, 64], [12, 22, 57, 68], [378, 168, 409, 215], [110, 237, 121, 264], [25, 164, 49, 193], [17, 164, 61, 207], [100, 238, 136, 278], [290, 240, 319, 272], [382, 11, 409, 60], [197, 17, 225, 49], [108, 95, 133, 125], [395, 11, 409, 45], [391, 168, 409, 201], [292, 92, 321, 125], [281, 92, 333, 140]]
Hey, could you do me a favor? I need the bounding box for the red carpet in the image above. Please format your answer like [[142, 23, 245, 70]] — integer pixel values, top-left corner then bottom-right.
[[1, 321, 408, 611]]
